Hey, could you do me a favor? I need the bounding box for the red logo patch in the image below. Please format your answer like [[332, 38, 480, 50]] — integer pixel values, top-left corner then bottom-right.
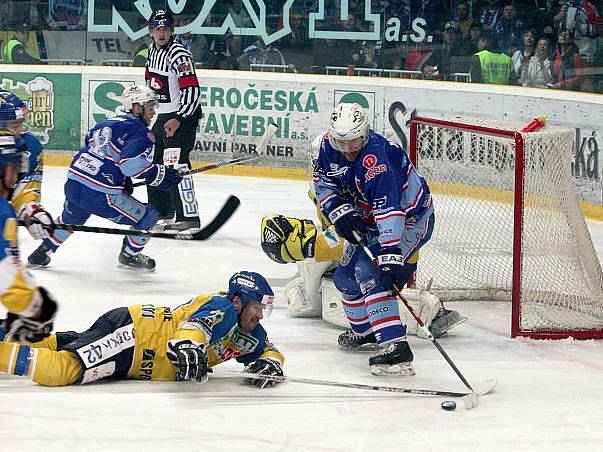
[[178, 62, 191, 72], [362, 154, 377, 169]]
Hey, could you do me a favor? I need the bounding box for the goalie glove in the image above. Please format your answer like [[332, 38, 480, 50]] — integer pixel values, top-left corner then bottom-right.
[[18, 202, 54, 240], [3, 286, 57, 342], [261, 215, 317, 264], [167, 339, 212, 383], [243, 358, 284, 389]]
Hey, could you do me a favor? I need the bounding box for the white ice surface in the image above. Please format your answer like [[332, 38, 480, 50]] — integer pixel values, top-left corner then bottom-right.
[[2, 167, 603, 452]]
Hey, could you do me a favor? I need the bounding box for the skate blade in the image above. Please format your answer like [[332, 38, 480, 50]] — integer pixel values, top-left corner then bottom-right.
[[338, 343, 381, 352], [117, 263, 157, 273], [27, 262, 50, 269], [370, 362, 415, 376]]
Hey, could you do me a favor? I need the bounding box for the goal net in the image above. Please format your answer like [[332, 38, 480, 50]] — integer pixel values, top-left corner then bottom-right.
[[409, 116, 603, 339]]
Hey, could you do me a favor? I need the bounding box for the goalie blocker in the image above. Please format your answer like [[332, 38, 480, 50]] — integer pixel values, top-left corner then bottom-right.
[[261, 214, 466, 338]]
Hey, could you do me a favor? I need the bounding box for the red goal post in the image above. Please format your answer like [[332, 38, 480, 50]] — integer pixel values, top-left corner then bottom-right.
[[408, 116, 603, 339]]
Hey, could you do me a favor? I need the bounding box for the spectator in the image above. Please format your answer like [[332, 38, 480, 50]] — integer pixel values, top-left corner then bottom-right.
[[403, 40, 433, 78], [520, 37, 555, 87], [239, 39, 286, 70], [204, 37, 239, 70], [468, 22, 484, 53], [470, 32, 517, 84], [553, 0, 603, 64], [512, 29, 537, 79], [550, 29, 587, 90], [478, 0, 502, 31], [48, 0, 87, 30], [2, 25, 45, 65], [131, 40, 148, 68], [494, 3, 524, 55], [424, 21, 473, 79], [456, 2, 475, 38], [0, 2, 15, 30]]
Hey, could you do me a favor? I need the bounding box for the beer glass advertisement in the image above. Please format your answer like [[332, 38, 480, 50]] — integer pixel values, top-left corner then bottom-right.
[[0, 73, 81, 151]]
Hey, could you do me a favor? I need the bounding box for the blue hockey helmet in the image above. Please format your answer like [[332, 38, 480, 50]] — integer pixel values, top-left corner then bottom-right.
[[0, 89, 27, 110], [0, 132, 22, 176], [0, 97, 28, 128], [228, 271, 274, 317]]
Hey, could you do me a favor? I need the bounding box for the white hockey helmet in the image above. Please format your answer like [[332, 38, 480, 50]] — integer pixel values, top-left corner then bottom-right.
[[121, 85, 157, 111], [328, 103, 370, 150]]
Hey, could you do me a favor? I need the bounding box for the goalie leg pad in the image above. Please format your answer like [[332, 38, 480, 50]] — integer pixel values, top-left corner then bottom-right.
[[285, 259, 333, 318]]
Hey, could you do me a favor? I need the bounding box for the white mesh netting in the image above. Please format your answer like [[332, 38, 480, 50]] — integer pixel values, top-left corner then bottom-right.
[[412, 117, 603, 336]]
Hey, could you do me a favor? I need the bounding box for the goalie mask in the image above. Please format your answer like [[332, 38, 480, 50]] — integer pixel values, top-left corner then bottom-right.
[[228, 271, 274, 317], [261, 215, 317, 264]]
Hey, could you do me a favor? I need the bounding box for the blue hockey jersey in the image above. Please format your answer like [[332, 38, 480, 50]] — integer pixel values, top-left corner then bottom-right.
[[67, 114, 156, 194], [313, 131, 432, 248]]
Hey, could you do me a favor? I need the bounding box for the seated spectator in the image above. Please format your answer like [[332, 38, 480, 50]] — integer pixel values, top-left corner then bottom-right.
[[478, 0, 502, 31], [494, 3, 524, 55], [553, 0, 602, 64], [456, 2, 474, 38], [204, 37, 239, 70], [2, 25, 45, 65], [520, 37, 555, 87], [469, 32, 517, 84], [550, 29, 587, 90], [423, 21, 474, 79], [48, 0, 87, 31], [404, 40, 433, 78], [468, 22, 484, 54], [239, 39, 286, 70], [512, 29, 537, 80]]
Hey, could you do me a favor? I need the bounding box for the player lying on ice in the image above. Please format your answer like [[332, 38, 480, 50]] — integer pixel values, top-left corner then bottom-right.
[[264, 102, 463, 377], [0, 271, 284, 388]]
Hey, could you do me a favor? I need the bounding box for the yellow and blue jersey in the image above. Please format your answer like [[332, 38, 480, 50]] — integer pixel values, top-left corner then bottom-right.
[[12, 132, 44, 214], [127, 293, 284, 381]]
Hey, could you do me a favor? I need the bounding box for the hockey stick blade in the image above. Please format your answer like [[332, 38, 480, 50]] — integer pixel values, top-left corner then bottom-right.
[[236, 370, 493, 399], [19, 195, 240, 241]]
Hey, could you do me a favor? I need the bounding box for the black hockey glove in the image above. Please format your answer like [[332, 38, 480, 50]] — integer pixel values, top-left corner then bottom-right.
[[123, 177, 134, 195], [168, 340, 212, 383], [243, 358, 284, 389], [376, 246, 410, 289], [326, 201, 367, 245], [145, 165, 183, 191], [3, 286, 57, 342]]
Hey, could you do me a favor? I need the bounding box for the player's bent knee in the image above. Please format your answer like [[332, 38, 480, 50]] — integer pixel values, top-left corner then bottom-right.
[[31, 349, 82, 386], [135, 205, 160, 230]]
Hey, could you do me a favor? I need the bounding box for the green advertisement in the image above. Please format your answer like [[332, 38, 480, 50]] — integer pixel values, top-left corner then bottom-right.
[[0, 73, 81, 151]]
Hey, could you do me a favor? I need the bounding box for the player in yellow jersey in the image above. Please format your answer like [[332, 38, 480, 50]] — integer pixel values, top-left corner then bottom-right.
[[0, 271, 284, 388], [0, 126, 57, 343]]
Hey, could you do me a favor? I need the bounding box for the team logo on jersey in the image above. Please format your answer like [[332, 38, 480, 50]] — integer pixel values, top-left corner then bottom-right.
[[362, 154, 377, 169], [178, 62, 191, 73]]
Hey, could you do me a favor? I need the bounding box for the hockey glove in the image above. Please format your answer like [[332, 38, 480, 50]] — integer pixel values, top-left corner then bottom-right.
[[376, 246, 410, 289], [326, 201, 367, 245], [18, 202, 54, 240], [3, 287, 57, 342], [168, 340, 212, 383], [243, 358, 284, 388], [123, 177, 134, 195], [144, 164, 183, 191]]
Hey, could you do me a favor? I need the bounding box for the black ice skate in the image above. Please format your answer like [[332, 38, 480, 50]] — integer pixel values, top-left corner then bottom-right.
[[338, 331, 379, 350], [118, 250, 156, 272], [27, 242, 52, 267], [369, 340, 415, 376], [430, 307, 467, 338], [162, 219, 201, 232]]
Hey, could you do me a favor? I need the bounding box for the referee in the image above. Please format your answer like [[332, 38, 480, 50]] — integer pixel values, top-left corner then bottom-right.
[[145, 9, 202, 231]]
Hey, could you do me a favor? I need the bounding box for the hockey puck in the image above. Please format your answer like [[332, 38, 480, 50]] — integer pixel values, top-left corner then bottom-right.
[[441, 400, 456, 411]]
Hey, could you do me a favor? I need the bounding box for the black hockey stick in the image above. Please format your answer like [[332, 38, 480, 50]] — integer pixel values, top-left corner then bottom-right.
[[19, 195, 240, 241], [352, 230, 481, 394], [132, 123, 279, 188], [235, 371, 496, 408]]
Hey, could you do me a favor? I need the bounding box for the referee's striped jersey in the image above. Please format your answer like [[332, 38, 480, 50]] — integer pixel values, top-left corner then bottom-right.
[[145, 37, 201, 119]]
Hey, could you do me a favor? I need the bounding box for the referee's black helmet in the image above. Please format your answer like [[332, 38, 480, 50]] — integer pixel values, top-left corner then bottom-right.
[[149, 9, 174, 29]]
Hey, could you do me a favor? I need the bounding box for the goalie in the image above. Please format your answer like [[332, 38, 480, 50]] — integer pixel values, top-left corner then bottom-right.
[[261, 137, 465, 343]]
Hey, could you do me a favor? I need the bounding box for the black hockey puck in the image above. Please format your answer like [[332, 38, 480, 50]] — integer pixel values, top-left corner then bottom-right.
[[441, 400, 456, 411]]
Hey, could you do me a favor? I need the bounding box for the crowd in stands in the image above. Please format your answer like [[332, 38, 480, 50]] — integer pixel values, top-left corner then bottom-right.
[[3, 0, 603, 92]]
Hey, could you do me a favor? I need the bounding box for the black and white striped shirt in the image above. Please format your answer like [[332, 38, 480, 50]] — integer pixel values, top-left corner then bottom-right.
[[145, 37, 201, 119]]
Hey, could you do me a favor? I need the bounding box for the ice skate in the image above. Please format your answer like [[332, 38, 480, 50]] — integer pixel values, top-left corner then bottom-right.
[[338, 331, 379, 351], [162, 219, 200, 232], [27, 242, 52, 267], [118, 249, 156, 272], [369, 340, 415, 376], [430, 307, 467, 337], [152, 216, 176, 232]]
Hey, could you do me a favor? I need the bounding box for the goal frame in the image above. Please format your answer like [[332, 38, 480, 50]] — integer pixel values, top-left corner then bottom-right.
[[409, 116, 603, 340]]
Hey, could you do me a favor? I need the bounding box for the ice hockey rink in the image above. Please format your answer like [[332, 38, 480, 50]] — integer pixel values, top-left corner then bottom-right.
[[2, 166, 603, 452]]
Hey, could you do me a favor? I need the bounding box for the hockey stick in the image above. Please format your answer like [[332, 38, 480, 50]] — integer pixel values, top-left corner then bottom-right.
[[132, 123, 279, 188], [19, 195, 240, 241], [352, 230, 483, 394], [235, 371, 497, 409]]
